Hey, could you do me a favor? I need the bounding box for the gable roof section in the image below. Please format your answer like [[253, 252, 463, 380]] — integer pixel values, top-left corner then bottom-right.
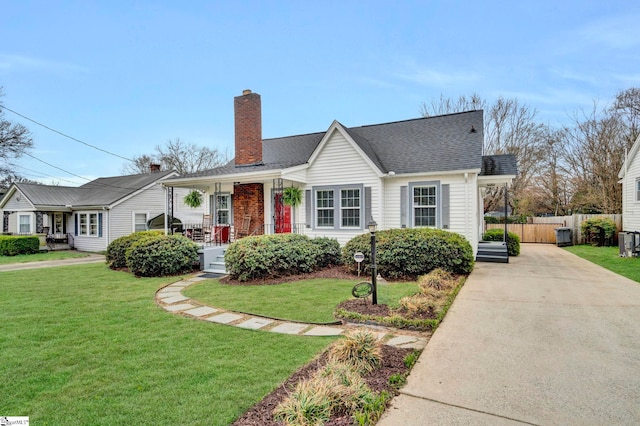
[[619, 133, 640, 178], [346, 110, 484, 174], [169, 110, 485, 181], [74, 170, 175, 207], [0, 171, 175, 209]]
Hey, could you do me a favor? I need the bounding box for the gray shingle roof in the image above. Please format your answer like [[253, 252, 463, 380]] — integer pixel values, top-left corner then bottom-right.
[[480, 154, 518, 176], [172, 110, 487, 180], [11, 170, 175, 208]]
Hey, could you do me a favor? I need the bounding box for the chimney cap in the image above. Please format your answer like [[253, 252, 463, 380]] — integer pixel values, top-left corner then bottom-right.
[[242, 89, 252, 95]]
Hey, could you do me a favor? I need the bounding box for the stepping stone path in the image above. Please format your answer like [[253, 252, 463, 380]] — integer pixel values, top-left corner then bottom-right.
[[156, 276, 430, 350]]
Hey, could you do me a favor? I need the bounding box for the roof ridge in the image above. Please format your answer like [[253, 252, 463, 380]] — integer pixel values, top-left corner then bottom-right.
[[352, 110, 482, 130]]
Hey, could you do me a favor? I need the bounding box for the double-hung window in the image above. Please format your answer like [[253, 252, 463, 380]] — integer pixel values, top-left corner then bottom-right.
[[19, 214, 31, 234], [79, 213, 88, 235], [216, 194, 231, 224], [341, 188, 361, 228], [134, 213, 147, 232], [413, 185, 437, 227], [316, 190, 334, 227], [76, 212, 102, 237]]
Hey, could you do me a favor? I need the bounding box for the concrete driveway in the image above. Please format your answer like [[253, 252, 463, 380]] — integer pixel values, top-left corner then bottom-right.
[[378, 243, 640, 425]]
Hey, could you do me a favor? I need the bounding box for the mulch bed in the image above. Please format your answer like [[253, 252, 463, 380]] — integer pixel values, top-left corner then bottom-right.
[[220, 265, 358, 286], [231, 345, 413, 426]]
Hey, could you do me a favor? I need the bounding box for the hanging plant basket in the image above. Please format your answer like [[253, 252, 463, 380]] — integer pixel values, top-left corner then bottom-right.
[[282, 186, 302, 207], [184, 189, 203, 208]]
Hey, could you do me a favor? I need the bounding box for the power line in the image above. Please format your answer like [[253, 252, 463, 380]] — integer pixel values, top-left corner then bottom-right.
[[0, 104, 135, 162]]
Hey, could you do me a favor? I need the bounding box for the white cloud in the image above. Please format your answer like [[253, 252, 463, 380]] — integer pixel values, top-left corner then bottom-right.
[[0, 53, 86, 73]]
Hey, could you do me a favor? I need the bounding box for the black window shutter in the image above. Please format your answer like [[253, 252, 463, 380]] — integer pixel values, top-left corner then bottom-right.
[[74, 213, 78, 236], [98, 213, 103, 237]]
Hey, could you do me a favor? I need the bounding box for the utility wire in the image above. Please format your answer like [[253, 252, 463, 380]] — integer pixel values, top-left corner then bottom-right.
[[0, 104, 135, 162]]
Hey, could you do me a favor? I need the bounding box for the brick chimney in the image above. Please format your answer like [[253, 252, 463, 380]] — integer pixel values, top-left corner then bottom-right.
[[234, 89, 262, 166], [150, 163, 161, 172]]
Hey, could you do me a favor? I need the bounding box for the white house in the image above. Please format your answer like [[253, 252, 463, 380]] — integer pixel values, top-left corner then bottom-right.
[[163, 90, 517, 256], [619, 133, 640, 231], [0, 169, 205, 252]]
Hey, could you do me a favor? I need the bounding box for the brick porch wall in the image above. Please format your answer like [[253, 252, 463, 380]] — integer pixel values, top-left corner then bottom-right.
[[233, 183, 264, 235]]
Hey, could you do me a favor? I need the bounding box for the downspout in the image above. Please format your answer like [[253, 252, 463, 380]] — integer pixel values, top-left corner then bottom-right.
[[163, 185, 168, 235]]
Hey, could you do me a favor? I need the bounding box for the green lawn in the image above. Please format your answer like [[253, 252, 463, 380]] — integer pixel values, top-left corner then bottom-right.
[[0, 250, 91, 265], [0, 264, 334, 425], [184, 278, 420, 323], [564, 245, 640, 283]]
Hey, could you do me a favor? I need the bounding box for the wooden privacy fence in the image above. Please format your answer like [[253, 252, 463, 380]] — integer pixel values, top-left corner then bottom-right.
[[485, 214, 623, 244], [486, 223, 560, 244]]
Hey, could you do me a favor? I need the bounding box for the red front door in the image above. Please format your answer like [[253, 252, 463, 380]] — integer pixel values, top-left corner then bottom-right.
[[274, 193, 292, 233]]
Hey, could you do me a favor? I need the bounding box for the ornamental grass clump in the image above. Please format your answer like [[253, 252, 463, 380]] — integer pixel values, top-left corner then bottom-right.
[[328, 330, 382, 374], [418, 268, 457, 292]]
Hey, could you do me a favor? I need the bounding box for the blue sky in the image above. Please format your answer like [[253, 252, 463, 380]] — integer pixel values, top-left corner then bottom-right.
[[2, 0, 639, 186]]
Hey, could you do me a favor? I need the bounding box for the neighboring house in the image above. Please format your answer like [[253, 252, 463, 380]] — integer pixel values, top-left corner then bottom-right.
[[619, 133, 640, 231], [0, 169, 204, 252], [163, 90, 517, 254]]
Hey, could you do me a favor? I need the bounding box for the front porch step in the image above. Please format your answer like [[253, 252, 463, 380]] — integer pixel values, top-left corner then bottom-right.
[[208, 261, 227, 274], [476, 241, 509, 263]]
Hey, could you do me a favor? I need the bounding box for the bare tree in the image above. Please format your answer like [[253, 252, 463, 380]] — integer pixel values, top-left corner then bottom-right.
[[611, 87, 640, 145], [122, 138, 228, 175], [564, 104, 626, 213], [421, 94, 545, 216], [0, 87, 34, 187], [530, 127, 571, 215]]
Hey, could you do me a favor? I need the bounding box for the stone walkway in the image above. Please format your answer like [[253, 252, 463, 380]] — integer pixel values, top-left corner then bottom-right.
[[155, 275, 429, 350]]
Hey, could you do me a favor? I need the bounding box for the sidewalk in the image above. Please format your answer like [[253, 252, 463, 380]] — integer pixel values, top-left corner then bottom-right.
[[378, 244, 640, 425], [0, 254, 106, 271]]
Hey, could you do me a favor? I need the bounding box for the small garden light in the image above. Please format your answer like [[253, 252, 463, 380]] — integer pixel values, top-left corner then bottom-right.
[[368, 217, 378, 305]]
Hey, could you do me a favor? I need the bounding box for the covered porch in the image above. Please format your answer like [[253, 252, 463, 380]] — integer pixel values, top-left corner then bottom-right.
[[164, 172, 307, 246]]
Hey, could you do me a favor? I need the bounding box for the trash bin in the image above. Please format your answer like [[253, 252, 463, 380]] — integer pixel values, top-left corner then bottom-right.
[[555, 227, 572, 247]]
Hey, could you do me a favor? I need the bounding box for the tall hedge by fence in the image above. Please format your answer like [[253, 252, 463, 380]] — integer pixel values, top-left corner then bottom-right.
[[0, 235, 40, 256]]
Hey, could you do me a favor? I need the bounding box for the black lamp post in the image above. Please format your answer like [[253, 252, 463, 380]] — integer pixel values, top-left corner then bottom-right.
[[368, 218, 378, 305]]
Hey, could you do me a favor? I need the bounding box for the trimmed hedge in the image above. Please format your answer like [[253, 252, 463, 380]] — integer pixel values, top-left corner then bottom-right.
[[125, 234, 199, 277], [482, 228, 520, 256], [0, 235, 40, 256], [342, 228, 474, 280], [224, 234, 341, 282], [106, 231, 163, 269]]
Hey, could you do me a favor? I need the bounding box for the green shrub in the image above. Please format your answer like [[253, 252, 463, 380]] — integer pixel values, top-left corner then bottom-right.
[[125, 234, 199, 277], [484, 215, 499, 224], [581, 217, 617, 247], [310, 237, 342, 268], [224, 234, 340, 282], [105, 231, 162, 269], [0, 235, 40, 256], [342, 228, 474, 280], [482, 228, 520, 256]]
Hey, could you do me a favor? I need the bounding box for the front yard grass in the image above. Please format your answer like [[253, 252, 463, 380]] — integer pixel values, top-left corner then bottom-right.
[[564, 245, 640, 283], [0, 264, 334, 425], [0, 250, 90, 265], [184, 278, 419, 324]]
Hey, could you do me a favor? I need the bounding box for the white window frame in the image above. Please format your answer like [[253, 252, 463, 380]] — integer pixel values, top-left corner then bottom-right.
[[315, 189, 334, 228], [313, 184, 364, 230], [409, 181, 440, 229], [18, 214, 32, 234], [635, 178, 640, 202], [133, 212, 148, 232], [340, 188, 361, 228], [215, 194, 231, 225], [77, 212, 100, 237]]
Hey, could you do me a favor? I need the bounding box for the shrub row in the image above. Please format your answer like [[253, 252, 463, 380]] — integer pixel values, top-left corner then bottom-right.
[[106, 231, 199, 277], [342, 228, 474, 280], [0, 235, 40, 256], [482, 228, 521, 256], [581, 217, 617, 247], [224, 234, 342, 282]]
